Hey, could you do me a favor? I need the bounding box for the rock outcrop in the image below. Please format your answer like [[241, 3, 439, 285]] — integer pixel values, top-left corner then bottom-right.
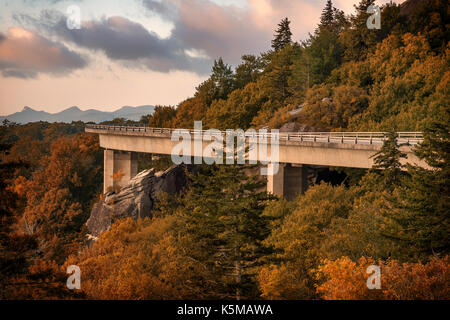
[[279, 122, 313, 133], [86, 164, 188, 237]]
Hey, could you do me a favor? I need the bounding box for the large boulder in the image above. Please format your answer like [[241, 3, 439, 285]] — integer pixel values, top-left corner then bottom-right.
[[86, 164, 188, 237]]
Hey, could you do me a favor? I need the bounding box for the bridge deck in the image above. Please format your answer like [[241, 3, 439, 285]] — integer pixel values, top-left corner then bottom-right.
[[85, 124, 423, 146]]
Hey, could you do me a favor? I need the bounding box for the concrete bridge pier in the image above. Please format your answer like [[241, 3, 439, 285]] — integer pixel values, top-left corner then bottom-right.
[[267, 163, 308, 201], [104, 150, 138, 194]]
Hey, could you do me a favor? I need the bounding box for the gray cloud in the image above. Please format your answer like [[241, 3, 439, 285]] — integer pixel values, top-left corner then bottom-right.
[[1, 69, 38, 79], [144, 0, 271, 65], [143, 0, 178, 19], [13, 0, 316, 76], [18, 9, 211, 74], [0, 27, 87, 79]]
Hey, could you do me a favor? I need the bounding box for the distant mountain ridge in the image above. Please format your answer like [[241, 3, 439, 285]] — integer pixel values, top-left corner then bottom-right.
[[0, 105, 155, 124]]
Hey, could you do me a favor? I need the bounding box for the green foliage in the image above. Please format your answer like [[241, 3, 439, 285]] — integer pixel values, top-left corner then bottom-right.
[[206, 82, 262, 130], [406, 0, 449, 52], [170, 165, 274, 299], [298, 84, 369, 130], [341, 0, 379, 61], [234, 55, 265, 90], [307, 28, 344, 84], [251, 45, 299, 127], [371, 131, 407, 190], [210, 58, 236, 100], [260, 184, 355, 299], [145, 0, 448, 135], [147, 106, 176, 128], [319, 0, 335, 30], [271, 18, 293, 52], [395, 111, 450, 256]]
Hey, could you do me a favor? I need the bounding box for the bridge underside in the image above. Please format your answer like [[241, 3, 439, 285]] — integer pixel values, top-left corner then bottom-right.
[[103, 149, 309, 200]]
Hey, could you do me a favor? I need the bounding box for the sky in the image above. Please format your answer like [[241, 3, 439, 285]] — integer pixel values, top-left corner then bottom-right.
[[0, 0, 405, 115]]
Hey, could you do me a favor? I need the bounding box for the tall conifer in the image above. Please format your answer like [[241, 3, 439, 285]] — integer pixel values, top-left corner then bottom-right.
[[272, 18, 293, 51]]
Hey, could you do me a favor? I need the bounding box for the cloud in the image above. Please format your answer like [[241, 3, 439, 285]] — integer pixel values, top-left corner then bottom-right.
[[249, 0, 322, 37], [22, 10, 211, 74], [168, 0, 270, 65], [0, 27, 87, 78], [144, 0, 322, 65], [18, 1, 285, 74], [144, 0, 178, 19], [12, 0, 362, 76]]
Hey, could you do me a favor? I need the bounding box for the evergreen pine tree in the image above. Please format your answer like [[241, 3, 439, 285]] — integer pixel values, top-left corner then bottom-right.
[[271, 18, 293, 51], [399, 115, 450, 255], [211, 58, 235, 101], [343, 0, 379, 61], [174, 164, 273, 299], [234, 55, 264, 89], [371, 131, 407, 190], [319, 0, 335, 30]]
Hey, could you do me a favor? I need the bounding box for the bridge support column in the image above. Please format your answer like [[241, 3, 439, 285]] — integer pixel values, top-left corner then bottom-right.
[[267, 163, 286, 197], [104, 150, 138, 194], [267, 163, 308, 201], [284, 164, 308, 201]]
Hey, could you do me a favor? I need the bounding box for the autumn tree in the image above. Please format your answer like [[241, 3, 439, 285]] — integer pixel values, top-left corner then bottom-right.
[[147, 106, 177, 128], [70, 164, 274, 300], [206, 82, 263, 130], [0, 143, 36, 298], [0, 143, 73, 299], [67, 216, 202, 299], [317, 256, 449, 300], [16, 133, 102, 263], [259, 184, 355, 299]]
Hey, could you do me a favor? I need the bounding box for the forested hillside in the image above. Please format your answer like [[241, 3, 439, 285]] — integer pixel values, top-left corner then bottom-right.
[[0, 0, 448, 300], [147, 0, 448, 133]]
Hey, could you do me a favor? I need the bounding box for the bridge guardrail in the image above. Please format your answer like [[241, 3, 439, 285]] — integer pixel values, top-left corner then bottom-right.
[[85, 124, 423, 146]]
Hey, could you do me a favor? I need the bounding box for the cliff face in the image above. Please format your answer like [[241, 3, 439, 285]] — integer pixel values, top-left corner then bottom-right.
[[86, 164, 188, 238]]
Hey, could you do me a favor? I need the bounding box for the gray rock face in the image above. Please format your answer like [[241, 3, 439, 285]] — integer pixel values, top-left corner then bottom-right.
[[279, 122, 313, 133], [279, 122, 327, 133], [86, 164, 187, 237]]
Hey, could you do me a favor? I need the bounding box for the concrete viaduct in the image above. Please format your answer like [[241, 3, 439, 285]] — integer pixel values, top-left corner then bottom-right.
[[85, 125, 426, 200]]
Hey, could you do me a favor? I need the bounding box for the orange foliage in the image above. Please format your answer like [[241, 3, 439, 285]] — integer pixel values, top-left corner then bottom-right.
[[16, 133, 102, 263], [67, 217, 208, 300], [316, 256, 450, 300], [258, 264, 308, 300], [2, 259, 79, 300], [112, 168, 124, 182]]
